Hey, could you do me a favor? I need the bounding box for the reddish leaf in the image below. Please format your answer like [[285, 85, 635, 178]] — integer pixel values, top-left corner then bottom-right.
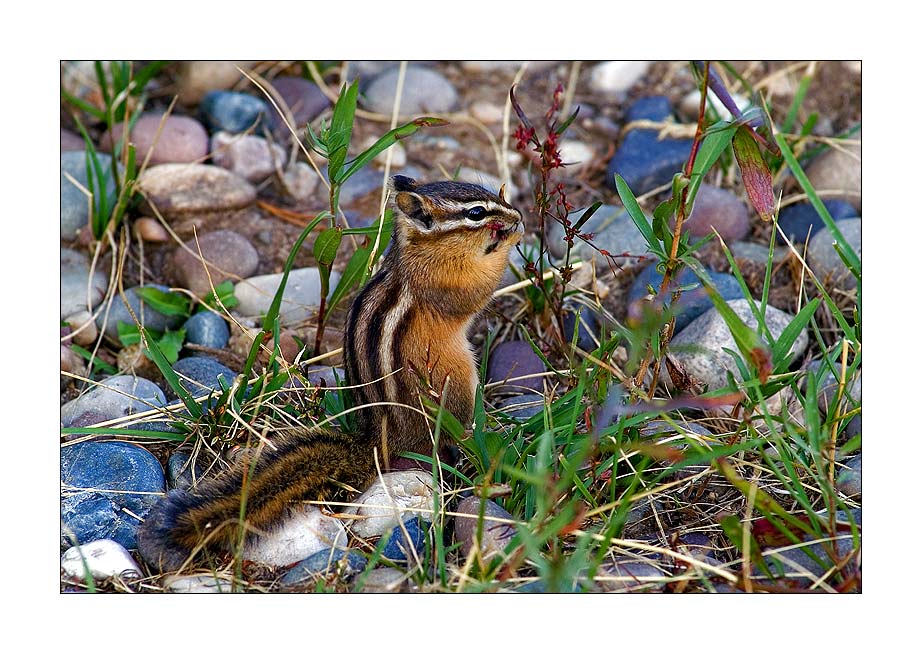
[[732, 125, 775, 221]]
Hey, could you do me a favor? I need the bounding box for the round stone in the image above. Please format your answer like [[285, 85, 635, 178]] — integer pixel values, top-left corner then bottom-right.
[[281, 161, 322, 202], [547, 204, 652, 271], [61, 151, 118, 240], [200, 90, 271, 134], [362, 65, 458, 115], [558, 139, 596, 176], [242, 504, 347, 567], [61, 248, 108, 318], [486, 341, 547, 394], [684, 184, 751, 243], [836, 454, 861, 497], [234, 267, 341, 328], [133, 217, 170, 242], [64, 310, 98, 347], [454, 496, 516, 562], [381, 517, 428, 564], [176, 61, 256, 105], [349, 471, 435, 538], [280, 548, 367, 585], [183, 311, 230, 350], [496, 393, 545, 419], [210, 131, 287, 182], [94, 283, 186, 340], [61, 441, 165, 550], [167, 229, 260, 297], [469, 100, 504, 124], [137, 163, 256, 217], [61, 374, 167, 427], [804, 129, 861, 209], [62, 128, 85, 151], [562, 305, 601, 352], [805, 218, 861, 290], [777, 199, 858, 244], [170, 356, 237, 399], [61, 539, 143, 582], [589, 61, 652, 95], [101, 114, 209, 165], [267, 75, 330, 133]]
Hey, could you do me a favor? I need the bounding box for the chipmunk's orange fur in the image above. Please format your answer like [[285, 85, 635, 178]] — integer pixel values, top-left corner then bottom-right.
[[137, 175, 523, 572]]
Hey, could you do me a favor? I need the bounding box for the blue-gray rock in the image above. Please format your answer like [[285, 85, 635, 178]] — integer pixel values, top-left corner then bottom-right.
[[496, 393, 545, 419], [95, 284, 186, 340], [777, 199, 858, 244], [61, 150, 118, 240], [729, 241, 787, 270], [806, 218, 861, 291], [61, 248, 108, 318], [281, 548, 367, 585], [200, 90, 270, 134], [844, 413, 861, 439], [382, 518, 428, 564], [562, 305, 601, 352], [61, 375, 167, 427], [166, 449, 213, 491], [487, 341, 547, 393], [362, 65, 458, 115], [628, 264, 746, 334], [454, 496, 516, 562], [183, 312, 230, 350], [684, 184, 751, 243], [546, 204, 653, 271], [306, 366, 346, 388], [170, 356, 237, 401], [61, 441, 165, 550], [836, 454, 861, 497], [267, 76, 330, 136], [596, 559, 668, 592], [606, 96, 694, 196]]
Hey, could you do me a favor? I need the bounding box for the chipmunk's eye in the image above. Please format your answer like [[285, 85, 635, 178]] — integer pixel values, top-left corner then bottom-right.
[[464, 206, 487, 221]]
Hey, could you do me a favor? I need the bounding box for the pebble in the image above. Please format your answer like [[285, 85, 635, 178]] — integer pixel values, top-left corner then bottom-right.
[[210, 131, 287, 182], [266, 75, 330, 134], [61, 248, 108, 318], [454, 496, 516, 562], [61, 374, 167, 427], [101, 114, 209, 165], [138, 163, 257, 218], [628, 263, 746, 334], [757, 522, 859, 588], [777, 199, 858, 244], [606, 96, 694, 196], [170, 356, 237, 399], [546, 204, 652, 271], [280, 548, 367, 586], [60, 441, 165, 550], [667, 298, 809, 390], [349, 471, 435, 538], [281, 161, 322, 202], [183, 311, 230, 350], [803, 129, 861, 209], [306, 366, 347, 388], [355, 567, 407, 593], [595, 559, 668, 592], [61, 539, 143, 582], [562, 305, 601, 352], [382, 517, 428, 564], [61, 128, 85, 151], [469, 100, 504, 124], [558, 139, 596, 176], [177, 61, 256, 105], [94, 283, 185, 340], [588, 61, 652, 95], [163, 574, 237, 593], [836, 454, 861, 497], [805, 217, 861, 290], [496, 393, 545, 419], [64, 310, 98, 347], [166, 449, 210, 491], [200, 90, 271, 134], [728, 241, 787, 270], [133, 217, 170, 242], [346, 61, 400, 83], [486, 341, 547, 394], [167, 229, 260, 297], [234, 267, 341, 328], [362, 65, 459, 115], [242, 504, 347, 567], [684, 184, 751, 242], [61, 151, 118, 240], [679, 88, 751, 122]]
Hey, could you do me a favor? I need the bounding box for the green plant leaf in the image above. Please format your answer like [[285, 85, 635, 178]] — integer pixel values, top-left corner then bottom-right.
[[772, 298, 820, 370], [337, 117, 448, 185], [614, 174, 664, 258], [117, 321, 143, 347], [135, 287, 192, 317], [328, 216, 392, 312], [686, 121, 737, 211], [157, 328, 186, 364], [326, 81, 359, 182], [141, 327, 202, 418], [313, 227, 343, 268], [201, 280, 238, 312]]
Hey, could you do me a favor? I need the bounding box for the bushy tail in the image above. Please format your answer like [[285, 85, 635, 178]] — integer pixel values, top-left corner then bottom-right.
[[137, 428, 375, 573]]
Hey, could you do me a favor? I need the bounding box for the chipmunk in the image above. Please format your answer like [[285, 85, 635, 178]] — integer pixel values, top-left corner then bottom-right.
[[137, 175, 524, 572]]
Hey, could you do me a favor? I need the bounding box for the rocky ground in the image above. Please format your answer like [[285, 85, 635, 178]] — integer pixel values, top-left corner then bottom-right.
[[60, 60, 861, 593]]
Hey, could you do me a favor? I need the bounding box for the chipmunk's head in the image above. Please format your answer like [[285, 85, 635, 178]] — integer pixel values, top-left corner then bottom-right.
[[390, 175, 524, 257]]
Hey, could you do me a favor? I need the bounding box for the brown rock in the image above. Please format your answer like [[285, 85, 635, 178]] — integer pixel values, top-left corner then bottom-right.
[[138, 163, 256, 217], [101, 114, 208, 165], [167, 229, 259, 297]]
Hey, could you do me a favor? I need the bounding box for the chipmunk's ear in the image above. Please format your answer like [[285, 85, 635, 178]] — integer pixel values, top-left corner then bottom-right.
[[498, 183, 507, 202], [390, 175, 417, 193], [395, 190, 433, 229]]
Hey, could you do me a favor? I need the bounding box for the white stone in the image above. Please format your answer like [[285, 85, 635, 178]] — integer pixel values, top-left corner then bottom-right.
[[349, 471, 435, 538], [211, 131, 287, 183], [589, 61, 652, 94], [679, 89, 751, 122], [163, 574, 237, 593], [282, 161, 322, 202], [64, 310, 98, 347], [469, 100, 504, 125], [558, 139, 595, 175], [242, 504, 347, 567], [234, 267, 341, 328], [61, 539, 142, 582]]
